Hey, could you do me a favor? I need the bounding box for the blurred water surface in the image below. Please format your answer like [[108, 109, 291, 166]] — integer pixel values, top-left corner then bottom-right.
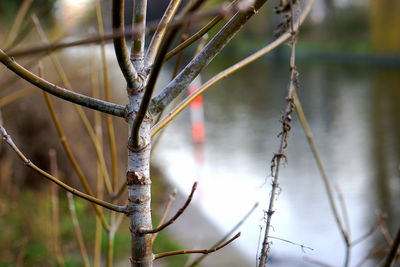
[[153, 57, 400, 266]]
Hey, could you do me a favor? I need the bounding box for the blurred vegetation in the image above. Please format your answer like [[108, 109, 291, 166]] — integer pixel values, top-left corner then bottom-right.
[[0, 0, 55, 28], [0, 165, 187, 266]]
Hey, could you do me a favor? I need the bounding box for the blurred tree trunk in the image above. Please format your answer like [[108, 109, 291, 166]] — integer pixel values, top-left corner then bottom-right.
[[370, 0, 400, 53]]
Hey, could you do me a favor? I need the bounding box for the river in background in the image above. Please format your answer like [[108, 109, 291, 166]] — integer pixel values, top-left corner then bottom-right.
[[153, 56, 400, 266]]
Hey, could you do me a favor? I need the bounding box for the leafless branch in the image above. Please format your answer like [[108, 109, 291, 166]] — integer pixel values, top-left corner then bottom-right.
[[154, 232, 241, 260], [139, 182, 197, 234], [187, 202, 259, 267], [0, 126, 126, 213]]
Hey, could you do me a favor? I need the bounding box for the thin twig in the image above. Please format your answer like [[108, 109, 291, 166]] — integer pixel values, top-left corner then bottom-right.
[[90, 40, 104, 267], [145, 0, 183, 69], [48, 149, 65, 267], [165, 0, 240, 62], [152, 189, 177, 243], [67, 193, 91, 267], [0, 86, 38, 108], [268, 236, 313, 252], [154, 232, 241, 260], [187, 202, 259, 267], [4, 0, 33, 49], [139, 182, 197, 234], [7, 5, 238, 59], [351, 220, 380, 246], [334, 184, 351, 238], [150, 0, 314, 137], [377, 211, 393, 245], [292, 89, 350, 247], [95, 0, 119, 192], [32, 15, 114, 194], [40, 62, 110, 230], [334, 183, 351, 266], [0, 126, 126, 213]]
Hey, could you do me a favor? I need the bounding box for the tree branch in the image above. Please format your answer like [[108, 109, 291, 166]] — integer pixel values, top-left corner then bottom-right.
[[149, 0, 269, 115], [0, 49, 126, 117], [145, 0, 183, 69], [154, 232, 241, 260], [131, 0, 147, 71], [150, 0, 314, 136], [187, 202, 258, 267], [165, 0, 240, 62], [0, 126, 126, 213], [129, 21, 177, 149], [112, 0, 141, 89], [139, 182, 197, 234]]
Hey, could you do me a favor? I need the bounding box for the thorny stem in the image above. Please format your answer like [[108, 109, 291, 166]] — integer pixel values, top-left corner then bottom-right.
[[112, 0, 141, 89], [0, 126, 126, 213], [139, 182, 197, 234], [258, 1, 298, 265], [0, 49, 126, 117], [150, 0, 314, 137], [154, 232, 241, 260]]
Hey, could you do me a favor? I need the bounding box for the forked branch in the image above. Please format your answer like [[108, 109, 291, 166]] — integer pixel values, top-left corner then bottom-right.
[[149, 0, 270, 115], [151, 0, 315, 137], [112, 0, 141, 89]]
